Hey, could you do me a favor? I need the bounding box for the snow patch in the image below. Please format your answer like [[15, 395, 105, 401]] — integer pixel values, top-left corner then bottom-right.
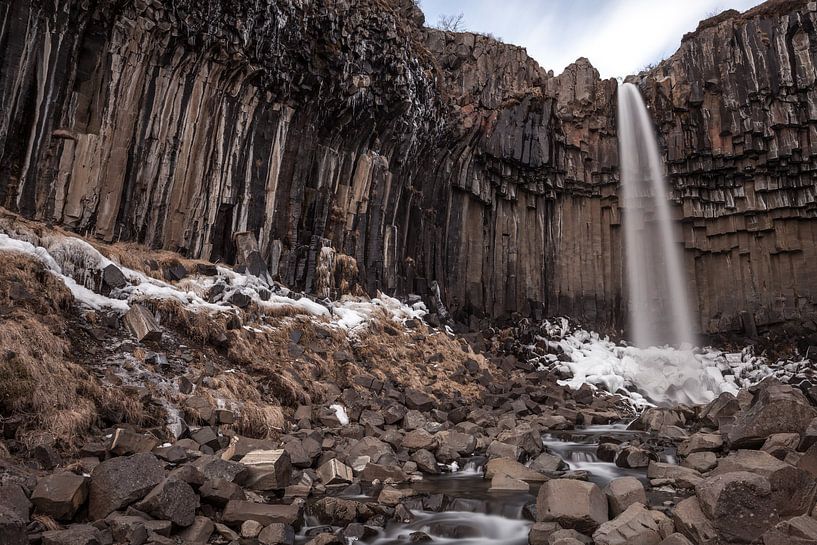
[[330, 404, 350, 426]]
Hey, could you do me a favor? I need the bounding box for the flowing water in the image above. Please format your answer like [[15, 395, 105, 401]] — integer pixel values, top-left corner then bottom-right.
[[296, 426, 670, 545], [618, 82, 695, 349]]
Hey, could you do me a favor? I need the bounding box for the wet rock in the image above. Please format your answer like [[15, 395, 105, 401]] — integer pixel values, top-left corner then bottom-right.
[[485, 457, 548, 482], [696, 471, 778, 542], [597, 443, 620, 463], [593, 503, 672, 545], [123, 304, 162, 343], [671, 497, 717, 545], [222, 500, 301, 526], [529, 452, 568, 474], [31, 472, 89, 521], [88, 452, 165, 520], [259, 523, 296, 545], [528, 521, 563, 545], [615, 446, 653, 469], [240, 449, 292, 490], [682, 452, 717, 473], [134, 477, 199, 527], [178, 516, 214, 543], [317, 459, 354, 485], [727, 380, 817, 448], [377, 487, 418, 507], [647, 462, 703, 489], [490, 474, 529, 491], [536, 479, 608, 533], [603, 477, 646, 517], [41, 525, 103, 545]]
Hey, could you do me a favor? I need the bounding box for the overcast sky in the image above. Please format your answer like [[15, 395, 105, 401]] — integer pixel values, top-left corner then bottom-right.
[[418, 0, 765, 78]]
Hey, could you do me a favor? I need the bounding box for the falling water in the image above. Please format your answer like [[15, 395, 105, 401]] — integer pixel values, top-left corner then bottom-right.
[[618, 82, 695, 348]]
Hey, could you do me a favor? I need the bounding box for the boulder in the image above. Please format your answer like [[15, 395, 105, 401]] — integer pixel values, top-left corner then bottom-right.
[[240, 449, 292, 490], [31, 472, 89, 521], [761, 515, 817, 545], [677, 433, 722, 457], [695, 471, 778, 542], [347, 437, 394, 464], [496, 424, 543, 456], [727, 380, 817, 448], [486, 440, 522, 461], [199, 478, 246, 506], [258, 523, 296, 545], [123, 304, 162, 342], [699, 392, 740, 428], [109, 428, 158, 456], [312, 497, 372, 525], [0, 504, 27, 545], [402, 429, 436, 451], [88, 453, 165, 520], [671, 497, 717, 545], [411, 449, 440, 474], [377, 486, 418, 507], [222, 501, 301, 526], [317, 459, 353, 485], [106, 514, 148, 544], [485, 458, 548, 482], [536, 479, 608, 533], [682, 452, 717, 473], [436, 430, 477, 456], [221, 436, 278, 461], [529, 452, 568, 474], [134, 477, 199, 527], [615, 446, 653, 469], [193, 455, 248, 483], [404, 389, 435, 411], [647, 462, 703, 489], [528, 522, 563, 545], [359, 463, 409, 483], [761, 433, 800, 459], [603, 477, 646, 517], [0, 483, 32, 521], [490, 474, 529, 491], [592, 503, 672, 545]]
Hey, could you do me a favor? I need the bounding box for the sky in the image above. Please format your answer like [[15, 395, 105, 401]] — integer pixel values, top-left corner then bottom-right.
[[418, 0, 766, 78]]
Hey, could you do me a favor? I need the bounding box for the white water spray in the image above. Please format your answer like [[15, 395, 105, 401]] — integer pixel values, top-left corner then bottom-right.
[[618, 82, 695, 348]]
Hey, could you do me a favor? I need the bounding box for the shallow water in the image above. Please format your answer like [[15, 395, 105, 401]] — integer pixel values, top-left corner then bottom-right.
[[297, 424, 657, 545]]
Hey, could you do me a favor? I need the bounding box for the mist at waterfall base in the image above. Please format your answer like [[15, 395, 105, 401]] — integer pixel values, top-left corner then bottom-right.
[[615, 83, 718, 406]]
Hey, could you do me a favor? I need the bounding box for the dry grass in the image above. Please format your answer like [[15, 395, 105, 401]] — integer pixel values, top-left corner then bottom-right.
[[0, 252, 149, 449], [101, 241, 214, 282]]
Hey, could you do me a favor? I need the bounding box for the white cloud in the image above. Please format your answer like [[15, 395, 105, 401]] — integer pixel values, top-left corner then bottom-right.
[[419, 0, 765, 78]]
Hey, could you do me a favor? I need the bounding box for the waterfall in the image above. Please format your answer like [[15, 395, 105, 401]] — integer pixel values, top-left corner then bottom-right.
[[617, 82, 695, 348]]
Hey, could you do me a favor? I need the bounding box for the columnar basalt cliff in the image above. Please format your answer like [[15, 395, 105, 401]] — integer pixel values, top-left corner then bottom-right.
[[1, 0, 815, 334]]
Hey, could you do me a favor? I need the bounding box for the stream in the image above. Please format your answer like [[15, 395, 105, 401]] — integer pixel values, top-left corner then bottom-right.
[[297, 424, 674, 545]]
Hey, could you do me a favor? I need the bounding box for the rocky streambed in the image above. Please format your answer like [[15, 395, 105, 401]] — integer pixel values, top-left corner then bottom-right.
[[5, 370, 817, 545]]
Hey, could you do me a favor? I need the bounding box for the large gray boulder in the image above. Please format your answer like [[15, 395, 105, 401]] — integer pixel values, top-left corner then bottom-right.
[[671, 497, 717, 545], [603, 477, 647, 516], [134, 477, 199, 527], [727, 380, 817, 448], [536, 479, 608, 533], [88, 453, 165, 520], [592, 503, 672, 545], [695, 471, 778, 543], [31, 473, 89, 521]]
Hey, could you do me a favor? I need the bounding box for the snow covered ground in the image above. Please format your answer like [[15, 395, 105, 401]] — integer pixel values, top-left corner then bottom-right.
[[540, 319, 801, 407], [0, 231, 427, 334]]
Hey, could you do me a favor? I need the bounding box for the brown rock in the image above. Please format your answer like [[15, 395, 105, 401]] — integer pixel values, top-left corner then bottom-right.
[[88, 453, 165, 520], [31, 472, 89, 521], [603, 477, 646, 517], [536, 479, 608, 533], [222, 501, 301, 526]]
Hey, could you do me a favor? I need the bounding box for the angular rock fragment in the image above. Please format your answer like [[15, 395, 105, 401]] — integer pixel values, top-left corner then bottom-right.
[[123, 304, 162, 343], [317, 459, 353, 485], [134, 477, 199, 527], [31, 472, 89, 521], [239, 449, 292, 490], [536, 479, 608, 533], [592, 503, 671, 545], [88, 453, 165, 520], [222, 501, 301, 526], [603, 477, 646, 517]]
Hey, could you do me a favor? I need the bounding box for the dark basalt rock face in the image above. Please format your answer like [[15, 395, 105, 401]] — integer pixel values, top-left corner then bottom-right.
[[0, 0, 815, 334]]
